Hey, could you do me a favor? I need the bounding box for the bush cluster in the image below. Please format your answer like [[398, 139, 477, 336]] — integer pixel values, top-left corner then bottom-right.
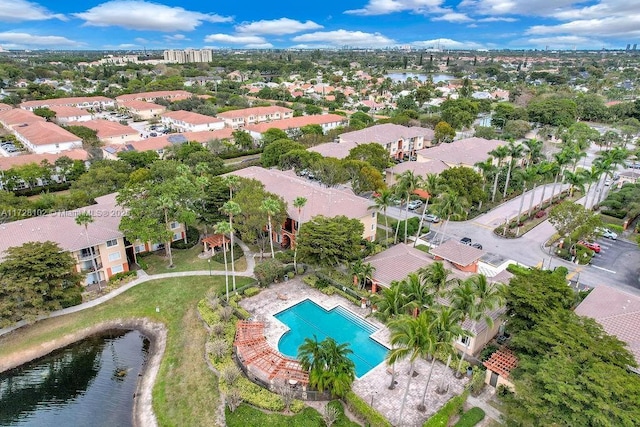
[[170, 226, 200, 249], [254, 258, 285, 286], [211, 243, 244, 263], [343, 391, 391, 427], [423, 389, 469, 427], [453, 407, 486, 427]]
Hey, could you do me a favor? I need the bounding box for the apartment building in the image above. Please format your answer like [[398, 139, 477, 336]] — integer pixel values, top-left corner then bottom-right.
[[161, 110, 225, 133], [13, 122, 82, 154], [216, 106, 294, 129], [339, 124, 434, 160], [19, 96, 115, 112], [163, 49, 213, 63], [115, 90, 192, 104], [68, 119, 139, 145]]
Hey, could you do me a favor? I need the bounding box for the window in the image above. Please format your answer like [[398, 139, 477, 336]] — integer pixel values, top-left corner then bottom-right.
[[108, 252, 121, 262], [106, 239, 118, 247], [135, 244, 146, 253], [173, 232, 181, 241], [459, 336, 470, 346], [371, 212, 376, 218], [170, 221, 179, 229], [371, 223, 375, 230], [111, 264, 124, 274]]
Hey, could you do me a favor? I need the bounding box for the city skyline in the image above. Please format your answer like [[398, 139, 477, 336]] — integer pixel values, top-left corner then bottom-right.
[[0, 0, 639, 51]]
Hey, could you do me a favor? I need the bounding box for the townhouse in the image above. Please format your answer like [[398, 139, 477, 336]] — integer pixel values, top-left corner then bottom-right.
[[19, 96, 115, 112], [117, 100, 166, 120], [244, 114, 347, 140], [115, 90, 192, 104], [339, 124, 435, 161], [161, 110, 225, 133], [13, 122, 82, 154], [0, 108, 46, 130], [68, 119, 139, 145], [217, 106, 293, 129], [415, 137, 505, 169], [49, 105, 93, 123]]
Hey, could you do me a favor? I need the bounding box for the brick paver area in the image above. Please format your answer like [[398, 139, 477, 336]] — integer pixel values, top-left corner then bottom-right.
[[240, 278, 469, 427]]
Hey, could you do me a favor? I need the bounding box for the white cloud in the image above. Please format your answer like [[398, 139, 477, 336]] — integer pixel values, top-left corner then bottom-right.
[[411, 37, 485, 49], [74, 1, 231, 32], [236, 18, 322, 35], [432, 12, 472, 23], [512, 35, 609, 49], [292, 30, 395, 47], [345, 0, 443, 16], [527, 16, 640, 39], [164, 34, 189, 42], [458, 0, 578, 17], [0, 0, 66, 22], [204, 34, 268, 45], [477, 17, 517, 22], [0, 31, 82, 48], [244, 43, 274, 49]]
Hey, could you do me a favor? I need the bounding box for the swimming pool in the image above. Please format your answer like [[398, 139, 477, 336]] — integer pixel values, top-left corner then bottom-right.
[[275, 299, 388, 377]]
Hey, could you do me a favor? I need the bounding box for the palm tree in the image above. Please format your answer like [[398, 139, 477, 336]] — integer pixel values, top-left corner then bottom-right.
[[522, 139, 544, 166], [451, 275, 505, 377], [489, 145, 509, 201], [419, 261, 453, 298], [372, 189, 393, 244], [581, 165, 602, 210], [387, 311, 437, 423], [503, 141, 524, 199], [75, 212, 101, 291], [474, 158, 496, 210], [396, 171, 423, 244], [550, 150, 572, 203], [564, 169, 586, 198], [293, 196, 307, 272], [214, 221, 231, 301], [371, 281, 407, 322], [260, 197, 281, 259], [435, 190, 468, 245], [298, 336, 356, 398], [535, 160, 556, 211], [401, 272, 433, 317], [419, 306, 466, 410], [414, 174, 442, 247], [515, 166, 539, 227], [221, 200, 241, 292]]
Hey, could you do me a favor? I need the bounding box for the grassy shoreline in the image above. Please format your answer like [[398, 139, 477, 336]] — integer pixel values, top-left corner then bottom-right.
[[0, 276, 252, 427]]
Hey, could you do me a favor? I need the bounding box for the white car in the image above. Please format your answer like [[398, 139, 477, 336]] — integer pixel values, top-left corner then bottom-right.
[[597, 227, 618, 240], [424, 213, 441, 223], [407, 200, 423, 210]]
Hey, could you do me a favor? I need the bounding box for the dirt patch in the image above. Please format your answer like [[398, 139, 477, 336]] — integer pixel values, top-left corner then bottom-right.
[[0, 318, 167, 427]]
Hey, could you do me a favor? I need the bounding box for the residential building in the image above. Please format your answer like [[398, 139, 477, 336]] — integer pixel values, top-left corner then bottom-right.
[[102, 128, 234, 160], [244, 114, 347, 140], [115, 90, 192, 104], [161, 110, 225, 133], [19, 96, 115, 112], [50, 105, 93, 123], [0, 108, 46, 130], [0, 103, 13, 111], [0, 193, 186, 285], [339, 124, 435, 160], [416, 137, 504, 169], [575, 284, 640, 372], [163, 49, 213, 63], [117, 100, 166, 120], [308, 140, 358, 160], [385, 160, 450, 186], [216, 106, 294, 129], [13, 122, 82, 154], [230, 166, 376, 246], [68, 119, 139, 145], [0, 149, 89, 190]]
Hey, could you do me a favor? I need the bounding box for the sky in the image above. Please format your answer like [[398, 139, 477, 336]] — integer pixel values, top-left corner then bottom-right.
[[0, 0, 639, 51]]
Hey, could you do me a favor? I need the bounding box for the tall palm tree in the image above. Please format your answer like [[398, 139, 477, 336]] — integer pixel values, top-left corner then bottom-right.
[[535, 160, 555, 211], [419, 261, 453, 298], [401, 272, 433, 317], [221, 200, 241, 292], [387, 311, 437, 423], [298, 336, 356, 398], [260, 197, 281, 259], [435, 190, 468, 245], [522, 139, 544, 166], [372, 189, 393, 244], [75, 212, 101, 291], [581, 165, 602, 210], [515, 166, 539, 227], [396, 171, 423, 244], [414, 174, 443, 247], [474, 158, 496, 210], [550, 150, 572, 203], [214, 221, 231, 301], [563, 169, 586, 198], [371, 281, 407, 322], [451, 275, 505, 377], [489, 145, 509, 201], [293, 196, 307, 272], [419, 306, 466, 410], [503, 141, 524, 199]]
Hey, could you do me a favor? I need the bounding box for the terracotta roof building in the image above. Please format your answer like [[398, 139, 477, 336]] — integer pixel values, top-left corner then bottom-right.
[[245, 114, 346, 139], [430, 239, 485, 273], [339, 124, 434, 160], [217, 106, 293, 128], [115, 90, 192, 103], [161, 110, 225, 133], [50, 105, 93, 123], [68, 119, 139, 144], [117, 100, 166, 120], [19, 96, 115, 111], [308, 140, 358, 159], [484, 349, 518, 390], [386, 160, 450, 186], [416, 137, 504, 168], [0, 149, 89, 171], [13, 122, 82, 154], [575, 285, 640, 369], [0, 108, 46, 129]]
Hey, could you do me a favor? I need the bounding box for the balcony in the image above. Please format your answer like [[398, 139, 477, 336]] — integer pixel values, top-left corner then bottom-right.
[[80, 262, 103, 272], [77, 248, 100, 261]]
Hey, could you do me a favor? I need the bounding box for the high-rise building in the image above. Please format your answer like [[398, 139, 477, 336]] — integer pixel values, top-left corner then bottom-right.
[[163, 49, 213, 63], [626, 44, 631, 51], [633, 44, 638, 51]]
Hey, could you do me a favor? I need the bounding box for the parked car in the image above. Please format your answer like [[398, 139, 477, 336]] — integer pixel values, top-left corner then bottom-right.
[[626, 162, 640, 169], [460, 237, 472, 245], [578, 240, 601, 253], [407, 200, 423, 210], [424, 213, 441, 223], [596, 227, 618, 240], [471, 242, 483, 250]]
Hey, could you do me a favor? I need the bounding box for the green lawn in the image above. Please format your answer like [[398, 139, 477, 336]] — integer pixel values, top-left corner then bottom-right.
[[226, 404, 361, 427], [0, 275, 253, 427], [140, 244, 247, 275]]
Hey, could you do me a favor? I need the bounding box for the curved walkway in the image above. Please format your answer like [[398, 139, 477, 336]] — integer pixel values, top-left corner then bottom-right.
[[0, 238, 257, 338]]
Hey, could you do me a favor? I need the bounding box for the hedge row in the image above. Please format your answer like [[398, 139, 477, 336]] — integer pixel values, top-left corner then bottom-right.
[[453, 407, 486, 427], [343, 391, 392, 427], [423, 389, 470, 427]]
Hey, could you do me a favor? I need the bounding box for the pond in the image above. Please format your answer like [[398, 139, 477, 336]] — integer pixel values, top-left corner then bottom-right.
[[0, 330, 149, 427], [385, 72, 456, 83]]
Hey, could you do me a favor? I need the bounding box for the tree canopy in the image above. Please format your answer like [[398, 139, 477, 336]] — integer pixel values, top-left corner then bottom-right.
[[297, 215, 364, 266]]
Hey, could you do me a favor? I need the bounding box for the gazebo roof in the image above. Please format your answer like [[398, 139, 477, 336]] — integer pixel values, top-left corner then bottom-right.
[[202, 234, 230, 247], [483, 349, 518, 378]]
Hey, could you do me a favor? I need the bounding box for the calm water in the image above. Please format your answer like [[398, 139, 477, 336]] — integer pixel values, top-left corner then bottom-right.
[[275, 299, 388, 377], [385, 72, 456, 83], [0, 330, 149, 427]]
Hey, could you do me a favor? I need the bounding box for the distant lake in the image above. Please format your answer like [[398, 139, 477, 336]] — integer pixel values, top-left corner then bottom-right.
[[0, 330, 149, 427], [385, 72, 457, 83]]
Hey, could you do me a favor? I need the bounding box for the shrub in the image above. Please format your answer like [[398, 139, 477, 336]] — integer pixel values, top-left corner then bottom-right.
[[198, 299, 220, 326], [535, 210, 546, 218], [303, 275, 318, 287], [423, 389, 469, 427], [415, 244, 430, 253], [469, 367, 486, 397], [170, 226, 200, 249], [242, 287, 261, 297], [454, 407, 486, 427], [274, 249, 295, 263], [108, 270, 137, 283], [254, 258, 285, 286], [480, 344, 498, 362], [343, 391, 391, 427]]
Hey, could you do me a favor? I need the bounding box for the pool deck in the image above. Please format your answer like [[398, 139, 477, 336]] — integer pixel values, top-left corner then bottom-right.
[[240, 277, 469, 427]]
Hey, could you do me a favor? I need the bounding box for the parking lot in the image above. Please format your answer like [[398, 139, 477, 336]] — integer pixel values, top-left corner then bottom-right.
[[588, 238, 640, 289]]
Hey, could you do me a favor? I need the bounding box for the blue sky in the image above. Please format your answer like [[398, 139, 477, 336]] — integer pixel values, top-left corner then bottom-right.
[[0, 0, 638, 51]]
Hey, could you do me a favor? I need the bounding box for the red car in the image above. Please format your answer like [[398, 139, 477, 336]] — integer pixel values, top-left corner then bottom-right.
[[578, 240, 601, 253]]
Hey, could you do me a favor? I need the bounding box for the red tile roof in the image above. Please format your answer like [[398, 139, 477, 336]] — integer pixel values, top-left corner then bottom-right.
[[0, 108, 46, 127], [430, 239, 484, 267], [244, 114, 346, 134], [15, 122, 82, 146], [0, 149, 88, 170], [117, 100, 165, 111], [162, 110, 224, 125], [68, 119, 138, 139], [217, 105, 293, 119], [116, 90, 192, 103], [49, 105, 92, 119], [19, 96, 113, 110]]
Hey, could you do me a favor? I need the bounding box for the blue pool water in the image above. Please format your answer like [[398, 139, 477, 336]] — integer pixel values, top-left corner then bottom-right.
[[275, 299, 388, 377]]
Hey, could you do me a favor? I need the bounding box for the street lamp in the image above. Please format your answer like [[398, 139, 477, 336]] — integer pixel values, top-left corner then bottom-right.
[[208, 258, 211, 276]]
